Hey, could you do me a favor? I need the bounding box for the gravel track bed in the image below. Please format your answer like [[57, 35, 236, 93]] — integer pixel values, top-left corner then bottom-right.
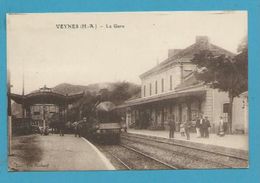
[[94, 144, 129, 170], [122, 135, 248, 168], [96, 144, 173, 170], [122, 138, 233, 169]]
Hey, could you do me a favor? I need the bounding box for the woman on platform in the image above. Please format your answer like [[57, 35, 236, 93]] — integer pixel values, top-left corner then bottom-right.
[[180, 122, 185, 137], [218, 116, 225, 137]]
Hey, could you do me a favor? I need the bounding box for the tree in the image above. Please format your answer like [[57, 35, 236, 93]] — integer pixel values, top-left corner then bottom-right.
[[235, 37, 248, 93], [191, 40, 248, 133]]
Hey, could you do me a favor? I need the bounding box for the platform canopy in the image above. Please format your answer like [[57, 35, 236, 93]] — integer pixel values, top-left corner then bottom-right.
[[9, 85, 84, 106], [117, 89, 206, 108]]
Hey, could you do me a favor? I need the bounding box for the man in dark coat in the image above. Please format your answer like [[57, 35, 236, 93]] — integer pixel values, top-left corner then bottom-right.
[[78, 117, 87, 138], [59, 121, 65, 136], [169, 115, 175, 138], [199, 114, 205, 138], [202, 116, 211, 138], [184, 120, 192, 140]]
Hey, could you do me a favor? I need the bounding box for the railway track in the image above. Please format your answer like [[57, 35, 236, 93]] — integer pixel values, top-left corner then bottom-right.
[[123, 133, 248, 161], [96, 143, 180, 170], [121, 133, 248, 169]]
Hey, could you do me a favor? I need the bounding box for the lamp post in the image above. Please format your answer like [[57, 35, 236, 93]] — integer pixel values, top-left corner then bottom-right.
[[43, 104, 46, 130]]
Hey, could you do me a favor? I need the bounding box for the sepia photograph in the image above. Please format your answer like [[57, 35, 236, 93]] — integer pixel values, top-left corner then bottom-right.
[[7, 11, 248, 171]]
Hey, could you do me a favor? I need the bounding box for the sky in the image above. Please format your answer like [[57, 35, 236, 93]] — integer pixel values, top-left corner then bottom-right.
[[7, 11, 247, 94]]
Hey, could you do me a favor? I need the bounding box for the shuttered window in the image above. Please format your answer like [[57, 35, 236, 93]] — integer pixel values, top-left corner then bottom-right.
[[155, 81, 158, 94], [161, 78, 164, 92]]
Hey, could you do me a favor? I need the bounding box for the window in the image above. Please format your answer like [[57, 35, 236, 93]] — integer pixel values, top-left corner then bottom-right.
[[155, 81, 158, 94], [143, 85, 146, 97], [161, 78, 164, 92], [223, 103, 230, 113], [170, 75, 173, 90], [33, 105, 40, 112], [223, 103, 230, 123], [149, 83, 152, 96]]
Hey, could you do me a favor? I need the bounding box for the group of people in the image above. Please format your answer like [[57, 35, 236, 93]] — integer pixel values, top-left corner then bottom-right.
[[168, 114, 211, 140], [48, 121, 65, 136], [46, 117, 88, 137], [72, 117, 87, 138], [168, 115, 193, 140], [195, 114, 211, 138], [179, 120, 192, 140]]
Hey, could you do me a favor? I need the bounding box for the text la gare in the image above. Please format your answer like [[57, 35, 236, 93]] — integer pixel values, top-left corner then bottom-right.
[[106, 24, 125, 28]]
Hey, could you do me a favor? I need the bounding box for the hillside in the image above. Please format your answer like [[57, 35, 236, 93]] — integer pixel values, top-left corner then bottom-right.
[[11, 82, 141, 118], [52, 82, 114, 95]]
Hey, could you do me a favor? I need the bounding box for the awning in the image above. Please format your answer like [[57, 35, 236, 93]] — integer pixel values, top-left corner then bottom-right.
[[117, 89, 206, 108], [9, 91, 84, 106]]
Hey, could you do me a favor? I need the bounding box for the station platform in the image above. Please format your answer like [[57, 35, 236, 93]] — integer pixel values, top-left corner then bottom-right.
[[127, 129, 248, 151], [9, 134, 115, 171]]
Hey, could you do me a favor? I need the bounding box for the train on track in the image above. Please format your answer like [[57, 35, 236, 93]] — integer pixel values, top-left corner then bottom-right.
[[80, 101, 123, 144]]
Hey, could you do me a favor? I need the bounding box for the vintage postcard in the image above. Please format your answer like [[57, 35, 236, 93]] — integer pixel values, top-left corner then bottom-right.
[[7, 11, 248, 171]]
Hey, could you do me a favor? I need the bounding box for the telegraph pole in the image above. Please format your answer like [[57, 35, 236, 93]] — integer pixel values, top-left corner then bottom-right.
[[7, 69, 12, 156], [43, 104, 46, 130]]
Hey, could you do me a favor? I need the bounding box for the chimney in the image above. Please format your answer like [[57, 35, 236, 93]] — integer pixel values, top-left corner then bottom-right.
[[195, 36, 209, 49], [168, 49, 182, 58]]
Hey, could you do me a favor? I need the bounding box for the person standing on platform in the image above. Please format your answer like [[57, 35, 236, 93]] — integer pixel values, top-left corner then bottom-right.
[[202, 116, 211, 138], [199, 114, 205, 138], [195, 115, 201, 138], [218, 116, 225, 137], [121, 116, 127, 132], [72, 121, 78, 137], [59, 122, 65, 136], [180, 122, 185, 136], [184, 120, 191, 140], [78, 117, 87, 138], [169, 115, 175, 138], [76, 121, 82, 138]]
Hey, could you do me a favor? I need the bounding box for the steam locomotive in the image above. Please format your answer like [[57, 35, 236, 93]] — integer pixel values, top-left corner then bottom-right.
[[82, 101, 123, 144]]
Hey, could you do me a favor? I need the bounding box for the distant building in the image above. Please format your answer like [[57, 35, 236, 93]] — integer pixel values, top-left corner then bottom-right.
[[119, 36, 248, 134], [10, 85, 83, 128], [30, 104, 59, 127]]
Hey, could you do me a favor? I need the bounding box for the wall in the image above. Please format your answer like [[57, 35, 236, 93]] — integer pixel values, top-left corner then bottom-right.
[[211, 89, 230, 132], [140, 63, 196, 98], [232, 96, 248, 133], [211, 89, 248, 134]]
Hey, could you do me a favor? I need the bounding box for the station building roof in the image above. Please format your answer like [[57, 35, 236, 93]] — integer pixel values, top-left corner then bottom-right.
[[140, 36, 235, 79], [117, 36, 236, 109], [9, 85, 84, 106]]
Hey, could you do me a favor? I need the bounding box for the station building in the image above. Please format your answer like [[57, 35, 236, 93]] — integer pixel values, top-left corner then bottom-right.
[[119, 36, 248, 134]]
